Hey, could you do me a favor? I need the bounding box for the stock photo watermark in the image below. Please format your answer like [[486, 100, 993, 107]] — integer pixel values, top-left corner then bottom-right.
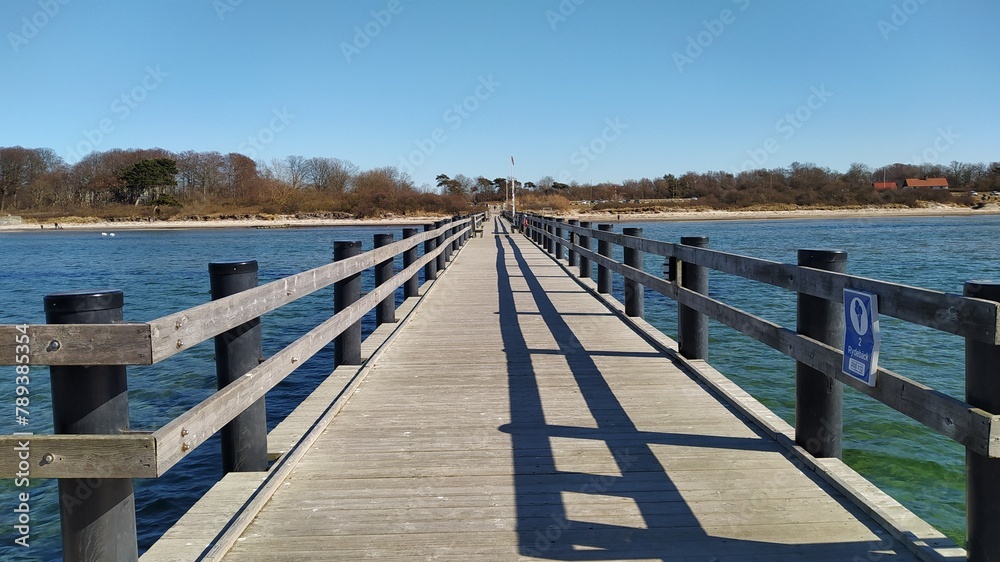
[[63, 65, 169, 161], [905, 127, 958, 166], [672, 0, 751, 73], [214, 0, 243, 21], [397, 74, 501, 176], [545, 0, 586, 31], [554, 117, 628, 184], [236, 107, 295, 159], [7, 0, 70, 53], [11, 324, 33, 548], [735, 85, 833, 173], [340, 0, 407, 63], [878, 0, 930, 41]]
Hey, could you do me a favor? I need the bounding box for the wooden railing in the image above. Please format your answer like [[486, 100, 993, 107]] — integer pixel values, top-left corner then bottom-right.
[[513, 211, 1000, 561], [0, 213, 486, 561]]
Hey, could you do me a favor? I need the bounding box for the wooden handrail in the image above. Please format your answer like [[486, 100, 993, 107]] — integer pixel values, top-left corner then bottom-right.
[[0, 216, 481, 479], [0, 218, 472, 367], [523, 213, 1000, 457]]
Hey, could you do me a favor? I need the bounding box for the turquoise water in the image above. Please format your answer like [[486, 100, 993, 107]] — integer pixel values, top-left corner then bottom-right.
[[1, 215, 997, 559]]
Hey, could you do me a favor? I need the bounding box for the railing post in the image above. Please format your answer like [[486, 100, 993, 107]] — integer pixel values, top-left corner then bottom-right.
[[623, 227, 644, 318], [403, 227, 420, 297], [965, 281, 1000, 561], [374, 233, 396, 325], [209, 261, 268, 473], [450, 216, 460, 254], [678, 236, 709, 360], [45, 290, 138, 562], [568, 219, 579, 267], [554, 218, 564, 260], [423, 223, 438, 281], [435, 220, 447, 272], [578, 221, 592, 279], [794, 249, 846, 459], [546, 220, 554, 254], [597, 224, 613, 293], [334, 241, 362, 366]]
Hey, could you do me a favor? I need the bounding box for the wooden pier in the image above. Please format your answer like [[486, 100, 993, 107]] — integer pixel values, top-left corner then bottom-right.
[[4, 212, 997, 560]]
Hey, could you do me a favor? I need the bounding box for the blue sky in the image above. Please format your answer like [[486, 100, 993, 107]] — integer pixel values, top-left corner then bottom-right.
[[1, 0, 997, 190]]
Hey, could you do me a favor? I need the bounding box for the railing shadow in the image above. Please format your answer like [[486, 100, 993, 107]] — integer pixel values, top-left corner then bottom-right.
[[492, 218, 919, 560]]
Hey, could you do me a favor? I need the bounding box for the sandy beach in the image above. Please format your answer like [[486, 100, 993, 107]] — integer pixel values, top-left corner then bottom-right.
[[1, 204, 998, 232]]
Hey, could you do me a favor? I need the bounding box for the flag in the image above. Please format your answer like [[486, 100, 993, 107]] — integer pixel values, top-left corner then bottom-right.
[[510, 156, 514, 166]]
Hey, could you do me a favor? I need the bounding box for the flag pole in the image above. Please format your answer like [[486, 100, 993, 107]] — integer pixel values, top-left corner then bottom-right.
[[511, 156, 516, 216]]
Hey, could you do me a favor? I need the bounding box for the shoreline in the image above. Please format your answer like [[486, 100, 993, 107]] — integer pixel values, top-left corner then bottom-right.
[[2, 205, 998, 232]]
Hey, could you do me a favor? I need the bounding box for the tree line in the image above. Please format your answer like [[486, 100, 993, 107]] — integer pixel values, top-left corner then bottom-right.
[[2, 145, 997, 218]]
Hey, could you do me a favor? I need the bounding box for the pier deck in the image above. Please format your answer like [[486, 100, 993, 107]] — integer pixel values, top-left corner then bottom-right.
[[199, 217, 926, 561]]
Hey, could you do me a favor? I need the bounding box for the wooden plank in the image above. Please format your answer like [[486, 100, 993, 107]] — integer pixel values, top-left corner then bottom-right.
[[147, 222, 470, 363], [0, 434, 156, 478], [540, 215, 999, 344], [0, 323, 151, 366]]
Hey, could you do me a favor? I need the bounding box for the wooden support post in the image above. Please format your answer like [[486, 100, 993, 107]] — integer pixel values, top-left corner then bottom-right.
[[554, 218, 564, 260], [450, 216, 460, 254], [546, 221, 554, 254], [567, 219, 579, 267], [374, 233, 396, 325], [965, 281, 1000, 561], [435, 220, 447, 272], [623, 227, 644, 318], [45, 290, 138, 562], [423, 223, 438, 281], [795, 249, 846, 459], [403, 227, 420, 298], [209, 261, 267, 474], [578, 222, 592, 279], [334, 241, 362, 366], [597, 224, 613, 293], [679, 236, 709, 360]]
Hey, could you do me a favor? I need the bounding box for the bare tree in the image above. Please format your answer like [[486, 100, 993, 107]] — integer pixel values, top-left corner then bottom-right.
[[306, 157, 357, 193]]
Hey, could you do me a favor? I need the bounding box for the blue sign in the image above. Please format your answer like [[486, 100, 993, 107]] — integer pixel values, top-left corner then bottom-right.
[[842, 289, 880, 386]]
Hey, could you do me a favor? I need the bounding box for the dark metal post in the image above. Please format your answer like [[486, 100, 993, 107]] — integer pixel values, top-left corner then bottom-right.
[[554, 218, 564, 261], [597, 224, 613, 294], [795, 249, 846, 459], [965, 281, 1000, 561], [623, 227, 644, 318], [45, 290, 138, 562], [334, 241, 362, 366], [578, 221, 592, 279], [568, 219, 579, 267], [209, 261, 267, 474], [374, 234, 395, 325], [679, 236, 709, 360], [436, 220, 447, 272], [403, 227, 420, 298], [423, 223, 438, 281]]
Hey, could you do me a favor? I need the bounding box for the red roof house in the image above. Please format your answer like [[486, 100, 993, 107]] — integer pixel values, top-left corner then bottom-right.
[[903, 178, 949, 189], [873, 181, 898, 190]]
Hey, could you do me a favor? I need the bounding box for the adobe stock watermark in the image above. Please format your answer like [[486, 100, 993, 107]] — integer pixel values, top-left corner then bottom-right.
[[545, 0, 586, 31], [734, 85, 833, 173], [64, 65, 169, 162], [523, 447, 638, 557], [398, 75, 501, 176], [878, 0, 930, 41], [236, 107, 295, 159], [341, 0, 407, 63], [214, 0, 244, 21], [906, 127, 958, 166], [672, 0, 751, 73], [7, 0, 71, 53], [555, 117, 628, 183]]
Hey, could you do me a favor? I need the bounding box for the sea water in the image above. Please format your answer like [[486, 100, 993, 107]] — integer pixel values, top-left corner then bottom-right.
[[1, 215, 997, 559]]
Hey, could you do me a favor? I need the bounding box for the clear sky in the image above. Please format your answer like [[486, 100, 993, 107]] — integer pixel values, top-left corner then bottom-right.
[[2, 0, 998, 190]]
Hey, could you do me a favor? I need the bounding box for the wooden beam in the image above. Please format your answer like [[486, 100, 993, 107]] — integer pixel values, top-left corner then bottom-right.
[[0, 323, 151, 366], [0, 434, 157, 478]]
